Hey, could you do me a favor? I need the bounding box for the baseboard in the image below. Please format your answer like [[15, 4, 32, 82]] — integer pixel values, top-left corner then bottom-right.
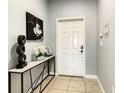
[[50, 73, 97, 79], [96, 76, 106, 93], [49, 72, 58, 76], [85, 75, 97, 79]]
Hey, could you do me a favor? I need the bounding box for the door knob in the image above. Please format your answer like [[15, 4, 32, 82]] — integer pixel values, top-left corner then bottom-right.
[[80, 45, 83, 53], [80, 50, 83, 53]]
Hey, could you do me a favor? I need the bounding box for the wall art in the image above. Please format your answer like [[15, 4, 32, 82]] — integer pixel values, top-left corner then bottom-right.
[[26, 12, 43, 41]]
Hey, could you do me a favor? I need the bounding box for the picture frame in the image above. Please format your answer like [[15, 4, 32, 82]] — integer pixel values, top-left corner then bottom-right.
[[26, 12, 43, 41]]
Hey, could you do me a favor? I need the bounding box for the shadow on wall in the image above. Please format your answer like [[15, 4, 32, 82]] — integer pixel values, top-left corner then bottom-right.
[[8, 43, 18, 69]]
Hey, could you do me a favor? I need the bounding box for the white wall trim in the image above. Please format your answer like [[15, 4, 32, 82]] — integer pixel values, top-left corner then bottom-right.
[[49, 72, 58, 76], [85, 75, 97, 79], [96, 76, 106, 93], [56, 17, 86, 76]]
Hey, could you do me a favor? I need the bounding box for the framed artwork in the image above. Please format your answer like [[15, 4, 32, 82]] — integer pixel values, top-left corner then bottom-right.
[[26, 12, 43, 41]]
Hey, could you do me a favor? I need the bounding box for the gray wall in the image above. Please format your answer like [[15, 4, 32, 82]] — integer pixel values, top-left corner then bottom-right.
[[8, 0, 48, 93], [8, 0, 48, 69], [97, 0, 115, 93], [47, 0, 98, 75]]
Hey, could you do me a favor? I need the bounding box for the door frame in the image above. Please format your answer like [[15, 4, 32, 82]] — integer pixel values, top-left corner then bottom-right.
[[56, 17, 86, 76]]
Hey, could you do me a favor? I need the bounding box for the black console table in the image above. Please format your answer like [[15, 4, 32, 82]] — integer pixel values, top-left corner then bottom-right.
[[8, 55, 55, 93]]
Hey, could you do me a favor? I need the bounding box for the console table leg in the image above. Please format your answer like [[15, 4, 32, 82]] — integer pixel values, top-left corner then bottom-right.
[[54, 57, 55, 76], [21, 73, 23, 93], [8, 72, 11, 93], [29, 70, 33, 93], [48, 61, 49, 76]]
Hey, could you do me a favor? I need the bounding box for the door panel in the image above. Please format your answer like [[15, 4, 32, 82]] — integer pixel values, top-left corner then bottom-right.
[[73, 32, 79, 49], [62, 32, 70, 49]]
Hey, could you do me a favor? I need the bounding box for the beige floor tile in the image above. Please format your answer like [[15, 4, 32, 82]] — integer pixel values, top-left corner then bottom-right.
[[68, 80, 84, 92], [46, 76, 54, 80], [85, 79, 98, 84], [86, 79, 100, 88], [33, 85, 45, 93], [33, 76, 102, 93], [33, 86, 41, 93], [67, 91, 82, 93], [52, 79, 69, 90], [86, 87, 102, 93], [47, 89, 67, 93], [85, 79, 102, 93], [39, 76, 55, 91], [86, 91, 102, 93], [56, 75, 71, 80], [40, 87, 49, 93], [33, 76, 55, 93], [70, 77, 84, 81], [41, 79, 51, 90]]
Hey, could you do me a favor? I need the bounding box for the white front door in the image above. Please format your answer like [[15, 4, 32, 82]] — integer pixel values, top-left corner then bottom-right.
[[57, 18, 85, 76]]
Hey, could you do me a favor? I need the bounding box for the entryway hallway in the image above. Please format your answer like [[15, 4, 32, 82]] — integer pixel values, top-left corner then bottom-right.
[[33, 76, 102, 93]]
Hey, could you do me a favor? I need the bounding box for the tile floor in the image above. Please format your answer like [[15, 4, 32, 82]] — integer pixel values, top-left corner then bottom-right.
[[33, 76, 102, 93]]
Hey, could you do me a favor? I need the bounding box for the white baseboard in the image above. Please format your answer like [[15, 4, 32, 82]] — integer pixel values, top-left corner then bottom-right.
[[96, 76, 106, 93], [85, 75, 97, 79], [49, 72, 58, 76]]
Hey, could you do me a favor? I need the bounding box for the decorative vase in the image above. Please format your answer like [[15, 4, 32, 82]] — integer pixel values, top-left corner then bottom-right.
[[36, 56, 45, 61]]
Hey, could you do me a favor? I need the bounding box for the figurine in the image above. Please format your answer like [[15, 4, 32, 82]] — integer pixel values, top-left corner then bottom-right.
[[16, 35, 27, 69]]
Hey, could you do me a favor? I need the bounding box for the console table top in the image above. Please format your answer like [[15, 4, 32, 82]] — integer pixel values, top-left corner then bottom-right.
[[8, 55, 55, 73]]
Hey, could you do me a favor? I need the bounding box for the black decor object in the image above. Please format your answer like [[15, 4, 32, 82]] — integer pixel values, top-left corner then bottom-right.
[[16, 35, 27, 69], [26, 12, 43, 41]]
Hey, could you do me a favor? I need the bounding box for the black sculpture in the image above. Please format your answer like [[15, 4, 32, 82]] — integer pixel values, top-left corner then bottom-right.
[[16, 35, 27, 69]]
